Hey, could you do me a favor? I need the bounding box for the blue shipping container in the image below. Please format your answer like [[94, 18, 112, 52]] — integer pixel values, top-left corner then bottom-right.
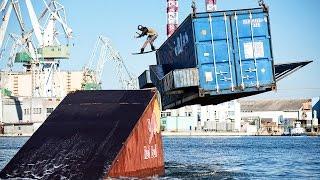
[[138, 70, 153, 89], [156, 8, 275, 95]]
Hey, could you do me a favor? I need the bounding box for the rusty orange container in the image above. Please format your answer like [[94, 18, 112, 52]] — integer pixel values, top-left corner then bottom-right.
[[0, 90, 164, 179], [108, 92, 164, 177]]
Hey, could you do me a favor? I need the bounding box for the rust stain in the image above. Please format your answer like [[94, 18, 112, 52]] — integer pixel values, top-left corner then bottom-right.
[[107, 95, 164, 178]]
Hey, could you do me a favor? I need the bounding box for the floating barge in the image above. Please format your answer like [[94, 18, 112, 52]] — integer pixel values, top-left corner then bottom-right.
[[0, 90, 164, 179]]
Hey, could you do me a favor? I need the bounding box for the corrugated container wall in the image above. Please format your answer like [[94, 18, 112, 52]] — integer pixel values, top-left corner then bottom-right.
[[157, 8, 275, 94], [152, 8, 276, 109]]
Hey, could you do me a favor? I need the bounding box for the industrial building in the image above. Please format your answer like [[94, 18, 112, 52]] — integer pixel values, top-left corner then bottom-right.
[[240, 99, 319, 135], [0, 95, 61, 136], [161, 100, 241, 132], [0, 71, 83, 97], [160, 98, 320, 135]]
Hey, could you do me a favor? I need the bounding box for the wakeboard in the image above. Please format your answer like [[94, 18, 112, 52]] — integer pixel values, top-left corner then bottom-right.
[[132, 49, 157, 55]]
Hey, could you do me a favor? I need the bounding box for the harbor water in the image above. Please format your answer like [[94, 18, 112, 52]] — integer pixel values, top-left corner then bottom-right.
[[1, 136, 320, 179]]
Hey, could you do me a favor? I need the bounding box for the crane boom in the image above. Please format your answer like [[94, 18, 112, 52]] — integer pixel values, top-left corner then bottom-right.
[[11, 0, 26, 32], [0, 3, 12, 49], [41, 0, 72, 38], [82, 36, 137, 90], [25, 0, 43, 46], [96, 36, 137, 89], [0, 0, 9, 12]]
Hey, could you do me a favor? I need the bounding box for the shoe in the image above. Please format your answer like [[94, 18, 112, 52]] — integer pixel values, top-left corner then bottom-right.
[[151, 45, 156, 51], [140, 48, 144, 53]]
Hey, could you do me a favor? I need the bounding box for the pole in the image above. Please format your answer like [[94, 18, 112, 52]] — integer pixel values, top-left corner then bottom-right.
[[167, 0, 178, 38], [205, 0, 217, 12]]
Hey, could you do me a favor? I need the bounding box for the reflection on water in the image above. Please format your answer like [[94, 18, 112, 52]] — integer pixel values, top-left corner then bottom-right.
[[1, 136, 320, 179]]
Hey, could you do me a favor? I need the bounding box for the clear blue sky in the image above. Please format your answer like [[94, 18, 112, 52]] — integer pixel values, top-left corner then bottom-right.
[[3, 0, 320, 99]]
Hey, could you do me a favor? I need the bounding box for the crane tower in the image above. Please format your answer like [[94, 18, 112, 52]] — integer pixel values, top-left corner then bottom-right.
[[82, 36, 137, 90]]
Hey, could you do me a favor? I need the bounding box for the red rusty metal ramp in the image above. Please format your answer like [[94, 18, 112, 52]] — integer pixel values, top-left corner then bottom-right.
[[0, 90, 164, 179]]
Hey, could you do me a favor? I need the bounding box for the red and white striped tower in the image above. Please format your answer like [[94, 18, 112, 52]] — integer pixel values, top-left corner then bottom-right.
[[205, 0, 217, 12], [167, 0, 179, 38]]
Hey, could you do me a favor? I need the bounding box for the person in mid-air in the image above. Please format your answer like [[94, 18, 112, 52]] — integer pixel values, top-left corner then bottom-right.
[[135, 25, 158, 53]]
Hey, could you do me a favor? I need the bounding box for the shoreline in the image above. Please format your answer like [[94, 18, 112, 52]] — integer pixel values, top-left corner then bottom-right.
[[161, 131, 320, 137], [1, 132, 319, 137], [0, 134, 32, 137], [161, 131, 253, 136]]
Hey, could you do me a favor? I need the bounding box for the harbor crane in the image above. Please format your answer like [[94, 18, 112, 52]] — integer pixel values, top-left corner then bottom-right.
[[82, 36, 137, 90], [0, 0, 12, 50], [0, 0, 73, 97], [0, 33, 31, 96], [0, 0, 37, 96]]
